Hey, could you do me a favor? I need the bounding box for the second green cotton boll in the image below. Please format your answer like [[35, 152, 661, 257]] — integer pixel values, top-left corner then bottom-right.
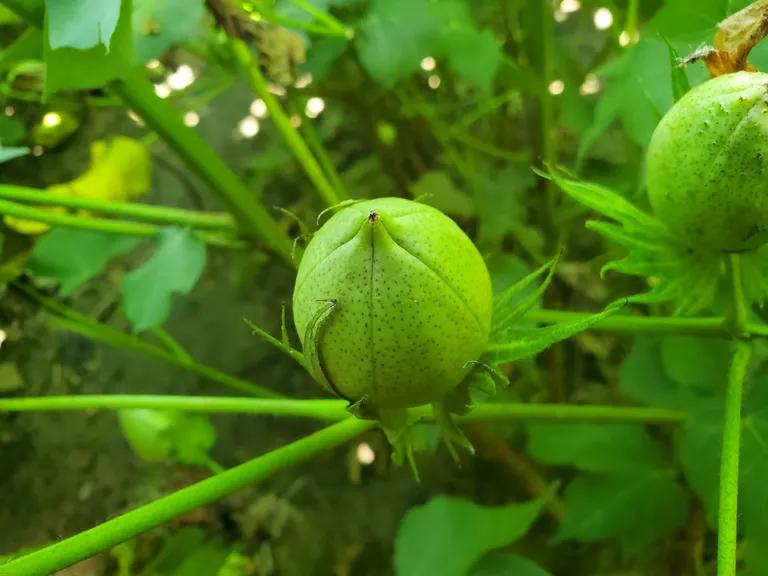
[[646, 71, 768, 252], [292, 197, 492, 410]]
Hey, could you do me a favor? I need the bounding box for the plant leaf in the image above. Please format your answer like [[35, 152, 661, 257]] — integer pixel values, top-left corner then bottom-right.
[[394, 493, 549, 576], [29, 229, 139, 295], [122, 228, 206, 332]]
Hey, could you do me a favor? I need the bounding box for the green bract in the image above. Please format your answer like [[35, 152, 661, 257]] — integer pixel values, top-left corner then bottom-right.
[[647, 71, 768, 252], [293, 197, 492, 410]]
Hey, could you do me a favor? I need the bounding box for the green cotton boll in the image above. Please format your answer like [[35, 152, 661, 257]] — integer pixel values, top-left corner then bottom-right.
[[646, 71, 768, 253], [293, 197, 492, 410]]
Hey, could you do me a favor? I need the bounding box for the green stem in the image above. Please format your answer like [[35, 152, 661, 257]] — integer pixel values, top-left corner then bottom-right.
[[625, 0, 640, 41], [269, 14, 350, 38], [0, 418, 372, 576], [13, 283, 278, 398], [151, 327, 193, 362], [0, 185, 237, 231], [717, 341, 752, 576], [229, 38, 344, 207], [525, 308, 730, 336], [0, 394, 686, 425], [295, 103, 349, 200], [729, 254, 749, 336], [0, 198, 243, 249]]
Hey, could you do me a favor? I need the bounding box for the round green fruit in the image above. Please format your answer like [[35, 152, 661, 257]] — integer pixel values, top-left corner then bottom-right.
[[293, 197, 492, 410], [646, 71, 768, 252]]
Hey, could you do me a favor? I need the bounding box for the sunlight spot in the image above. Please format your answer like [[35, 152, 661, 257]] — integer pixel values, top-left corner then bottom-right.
[[579, 74, 601, 95], [593, 7, 613, 30], [42, 112, 62, 128], [238, 116, 260, 138], [356, 442, 375, 465], [305, 97, 325, 118], [548, 79, 565, 95], [127, 110, 145, 126], [183, 111, 200, 127], [154, 82, 171, 98], [250, 99, 268, 118], [294, 73, 313, 89], [560, 0, 581, 13], [167, 64, 196, 90]]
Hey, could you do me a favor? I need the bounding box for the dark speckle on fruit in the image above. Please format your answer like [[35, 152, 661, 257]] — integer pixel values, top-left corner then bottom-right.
[[646, 71, 768, 252]]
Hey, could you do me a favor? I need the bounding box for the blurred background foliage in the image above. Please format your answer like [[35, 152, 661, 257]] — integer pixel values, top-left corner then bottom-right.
[[1, 0, 767, 575]]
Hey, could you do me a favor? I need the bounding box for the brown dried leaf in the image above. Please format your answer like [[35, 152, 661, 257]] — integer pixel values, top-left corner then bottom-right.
[[704, 0, 768, 76]]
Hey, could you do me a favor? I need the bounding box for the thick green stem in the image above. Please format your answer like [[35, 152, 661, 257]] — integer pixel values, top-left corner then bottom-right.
[[717, 341, 751, 576], [0, 394, 686, 425], [0, 418, 372, 576], [0, 185, 237, 231], [230, 38, 343, 207], [717, 254, 752, 576]]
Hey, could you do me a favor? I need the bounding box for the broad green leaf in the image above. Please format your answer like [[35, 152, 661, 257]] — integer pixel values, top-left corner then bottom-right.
[[356, 0, 500, 91], [132, 0, 205, 63], [620, 336, 688, 409], [409, 171, 474, 217], [29, 229, 139, 295], [659, 336, 731, 390], [526, 424, 663, 473], [473, 165, 538, 251], [118, 409, 217, 468], [44, 0, 133, 96], [356, 0, 436, 89], [557, 469, 689, 555], [45, 0, 121, 50], [122, 228, 207, 332], [470, 553, 551, 576], [437, 27, 500, 94], [147, 527, 229, 576], [394, 494, 548, 576]]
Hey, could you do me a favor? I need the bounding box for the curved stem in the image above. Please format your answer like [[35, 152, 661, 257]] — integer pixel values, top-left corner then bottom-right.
[[13, 283, 278, 398], [717, 340, 751, 576], [0, 185, 237, 231], [0, 394, 686, 425], [717, 254, 752, 576], [0, 418, 372, 576]]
